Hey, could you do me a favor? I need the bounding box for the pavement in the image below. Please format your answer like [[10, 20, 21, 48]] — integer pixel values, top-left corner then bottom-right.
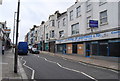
[[41, 51, 120, 71], [0, 49, 28, 81]]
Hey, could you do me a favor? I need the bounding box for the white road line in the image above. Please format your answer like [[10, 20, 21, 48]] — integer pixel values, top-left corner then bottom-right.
[[0, 63, 8, 65], [20, 57, 35, 79], [38, 56, 97, 81], [78, 62, 119, 73], [63, 58, 67, 60]]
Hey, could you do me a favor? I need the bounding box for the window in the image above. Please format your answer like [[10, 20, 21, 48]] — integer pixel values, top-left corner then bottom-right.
[[58, 21, 60, 28], [100, 10, 108, 25], [76, 6, 81, 17], [59, 30, 64, 38], [99, 0, 107, 6], [86, 0, 92, 12], [63, 18, 66, 26], [71, 23, 79, 35], [87, 16, 91, 27], [46, 33, 48, 39], [50, 20, 55, 26], [70, 10, 73, 21], [50, 30, 54, 38]]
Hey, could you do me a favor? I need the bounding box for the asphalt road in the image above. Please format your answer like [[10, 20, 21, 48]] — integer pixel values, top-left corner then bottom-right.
[[19, 53, 119, 80]]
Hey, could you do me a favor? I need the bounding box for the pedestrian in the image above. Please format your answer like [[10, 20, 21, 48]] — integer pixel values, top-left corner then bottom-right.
[[2, 45, 5, 55]]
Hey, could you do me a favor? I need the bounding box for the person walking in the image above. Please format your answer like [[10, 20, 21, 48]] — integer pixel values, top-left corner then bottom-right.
[[2, 45, 5, 55]]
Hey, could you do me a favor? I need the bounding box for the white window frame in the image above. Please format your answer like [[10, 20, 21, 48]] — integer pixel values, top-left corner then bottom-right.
[[99, 0, 107, 6], [59, 30, 64, 38], [46, 33, 48, 39], [76, 6, 81, 17], [70, 10, 73, 21], [100, 10, 108, 25], [86, 0, 92, 12], [87, 16, 91, 28], [63, 18, 66, 26], [71, 23, 79, 35], [58, 21, 60, 28]]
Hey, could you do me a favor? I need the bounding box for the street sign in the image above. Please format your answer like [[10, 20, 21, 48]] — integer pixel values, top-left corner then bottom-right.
[[89, 20, 98, 28], [0, 0, 2, 5]]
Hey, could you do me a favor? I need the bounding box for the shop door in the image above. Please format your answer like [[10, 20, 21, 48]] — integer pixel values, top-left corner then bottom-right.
[[109, 42, 120, 57], [91, 44, 98, 55], [77, 44, 84, 55], [86, 43, 91, 56], [66, 44, 72, 54], [49, 42, 55, 53], [99, 42, 108, 56], [72, 44, 77, 54]]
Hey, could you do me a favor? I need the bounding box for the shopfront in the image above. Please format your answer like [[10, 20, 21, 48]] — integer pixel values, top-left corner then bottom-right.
[[49, 41, 55, 53], [56, 30, 120, 57], [57, 44, 66, 53]]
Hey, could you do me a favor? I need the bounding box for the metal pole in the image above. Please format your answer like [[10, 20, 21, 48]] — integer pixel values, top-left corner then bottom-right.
[[14, 0, 20, 73], [13, 12, 17, 52]]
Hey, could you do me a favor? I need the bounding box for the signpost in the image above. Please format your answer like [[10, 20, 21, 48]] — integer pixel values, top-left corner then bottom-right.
[[89, 20, 98, 33]]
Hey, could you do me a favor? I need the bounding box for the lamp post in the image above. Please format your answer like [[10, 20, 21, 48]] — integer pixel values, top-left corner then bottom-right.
[[13, 12, 17, 51], [14, 0, 20, 73]]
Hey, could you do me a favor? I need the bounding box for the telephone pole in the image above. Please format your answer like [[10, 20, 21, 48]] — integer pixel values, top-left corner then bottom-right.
[[14, 0, 20, 73]]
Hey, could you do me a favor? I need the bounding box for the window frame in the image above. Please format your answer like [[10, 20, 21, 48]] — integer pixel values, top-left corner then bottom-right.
[[70, 10, 74, 21], [71, 23, 79, 35], [76, 6, 81, 18], [100, 10, 108, 25]]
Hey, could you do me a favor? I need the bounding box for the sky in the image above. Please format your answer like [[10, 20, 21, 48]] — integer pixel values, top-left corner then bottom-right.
[[0, 0, 75, 42]]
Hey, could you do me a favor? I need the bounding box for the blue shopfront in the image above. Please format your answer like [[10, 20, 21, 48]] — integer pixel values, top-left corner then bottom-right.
[[56, 30, 120, 57]]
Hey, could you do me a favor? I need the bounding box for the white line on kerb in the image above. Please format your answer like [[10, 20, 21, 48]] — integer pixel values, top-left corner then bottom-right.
[[78, 62, 119, 73], [38, 56, 97, 81], [21, 57, 35, 79]]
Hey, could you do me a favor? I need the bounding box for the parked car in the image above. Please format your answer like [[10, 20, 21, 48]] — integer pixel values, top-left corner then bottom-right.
[[18, 42, 28, 55], [31, 48, 39, 54]]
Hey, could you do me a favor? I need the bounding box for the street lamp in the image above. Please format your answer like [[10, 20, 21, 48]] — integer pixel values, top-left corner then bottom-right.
[[14, 0, 20, 73], [13, 12, 17, 50]]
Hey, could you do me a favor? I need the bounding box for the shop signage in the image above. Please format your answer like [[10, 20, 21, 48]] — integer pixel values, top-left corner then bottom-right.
[[56, 30, 120, 44], [89, 20, 98, 28]]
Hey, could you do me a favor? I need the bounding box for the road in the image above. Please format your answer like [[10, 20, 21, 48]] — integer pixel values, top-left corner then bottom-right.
[[19, 53, 119, 80]]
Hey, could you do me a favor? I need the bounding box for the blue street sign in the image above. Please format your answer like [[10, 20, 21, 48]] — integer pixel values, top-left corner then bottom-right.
[[89, 20, 98, 27]]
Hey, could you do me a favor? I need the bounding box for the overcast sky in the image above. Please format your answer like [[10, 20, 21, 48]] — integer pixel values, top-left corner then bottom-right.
[[0, 0, 75, 42]]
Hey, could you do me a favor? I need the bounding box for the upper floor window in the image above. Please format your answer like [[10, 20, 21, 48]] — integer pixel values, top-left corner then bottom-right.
[[87, 16, 91, 28], [58, 21, 60, 28], [71, 23, 79, 35], [86, 0, 92, 12], [59, 30, 64, 38], [76, 6, 81, 17], [50, 30, 54, 38], [99, 0, 107, 6], [63, 18, 66, 26], [70, 10, 73, 21], [100, 10, 108, 25], [46, 33, 48, 39], [50, 20, 55, 27]]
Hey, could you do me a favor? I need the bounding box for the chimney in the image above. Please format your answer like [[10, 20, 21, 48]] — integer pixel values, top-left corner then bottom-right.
[[75, 0, 79, 4]]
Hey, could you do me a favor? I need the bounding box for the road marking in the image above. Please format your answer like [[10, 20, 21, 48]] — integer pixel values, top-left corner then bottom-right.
[[78, 62, 87, 65], [0, 63, 8, 65], [38, 56, 97, 81], [63, 58, 67, 60], [78, 62, 119, 73], [21, 57, 35, 79]]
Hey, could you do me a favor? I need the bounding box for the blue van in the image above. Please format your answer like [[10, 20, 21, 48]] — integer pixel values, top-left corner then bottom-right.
[[18, 42, 28, 55]]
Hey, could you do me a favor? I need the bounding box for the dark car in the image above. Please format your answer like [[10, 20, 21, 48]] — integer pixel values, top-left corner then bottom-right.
[[31, 48, 39, 54]]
